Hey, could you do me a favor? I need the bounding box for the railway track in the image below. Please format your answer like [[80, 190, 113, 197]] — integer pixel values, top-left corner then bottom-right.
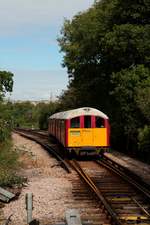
[[14, 129, 150, 225], [68, 160, 150, 225], [14, 128, 71, 173]]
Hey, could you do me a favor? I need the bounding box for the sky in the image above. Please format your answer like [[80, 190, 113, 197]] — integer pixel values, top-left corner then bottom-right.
[[0, 0, 94, 101]]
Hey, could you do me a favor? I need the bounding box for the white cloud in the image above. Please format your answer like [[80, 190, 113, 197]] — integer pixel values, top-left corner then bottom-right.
[[0, 0, 94, 36]]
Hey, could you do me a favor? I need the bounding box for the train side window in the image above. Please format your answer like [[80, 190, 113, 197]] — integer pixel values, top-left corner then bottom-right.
[[61, 120, 65, 128], [96, 117, 104, 128], [71, 117, 80, 128], [84, 116, 91, 128]]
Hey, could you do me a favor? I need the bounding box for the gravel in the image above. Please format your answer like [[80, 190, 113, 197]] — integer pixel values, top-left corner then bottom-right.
[[5, 134, 150, 225], [3, 133, 73, 225]]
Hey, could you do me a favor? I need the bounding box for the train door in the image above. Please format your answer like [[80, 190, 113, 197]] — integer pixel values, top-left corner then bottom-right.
[[82, 116, 93, 146], [93, 116, 107, 146]]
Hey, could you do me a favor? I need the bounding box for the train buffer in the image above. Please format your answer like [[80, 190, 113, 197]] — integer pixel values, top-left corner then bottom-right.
[[64, 209, 92, 225]]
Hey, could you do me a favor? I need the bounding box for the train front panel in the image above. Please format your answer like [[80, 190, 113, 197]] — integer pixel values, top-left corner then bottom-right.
[[66, 115, 110, 151]]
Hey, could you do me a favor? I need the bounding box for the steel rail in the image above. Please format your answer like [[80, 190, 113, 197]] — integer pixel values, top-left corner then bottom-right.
[[97, 158, 150, 200], [69, 160, 122, 225], [98, 158, 150, 220], [14, 130, 71, 173], [103, 154, 150, 190], [15, 128, 48, 139], [131, 197, 150, 218]]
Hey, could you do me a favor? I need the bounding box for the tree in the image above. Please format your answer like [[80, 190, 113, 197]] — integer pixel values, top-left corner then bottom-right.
[[138, 125, 150, 163], [0, 71, 14, 141], [11, 101, 36, 128], [111, 65, 150, 151], [58, 0, 150, 159], [0, 71, 13, 100], [38, 101, 60, 129]]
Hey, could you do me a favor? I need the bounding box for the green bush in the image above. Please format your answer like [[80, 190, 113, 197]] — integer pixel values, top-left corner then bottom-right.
[[0, 168, 25, 187], [38, 101, 60, 129], [0, 119, 12, 142], [138, 125, 150, 163], [138, 125, 150, 152], [0, 141, 24, 187]]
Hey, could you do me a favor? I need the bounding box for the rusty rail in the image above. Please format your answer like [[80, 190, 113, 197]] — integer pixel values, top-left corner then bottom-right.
[[69, 160, 121, 225], [98, 156, 150, 200], [96, 157, 150, 220], [14, 129, 71, 173]]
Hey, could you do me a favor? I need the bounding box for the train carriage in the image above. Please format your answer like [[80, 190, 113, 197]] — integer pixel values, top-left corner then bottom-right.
[[48, 107, 110, 155]]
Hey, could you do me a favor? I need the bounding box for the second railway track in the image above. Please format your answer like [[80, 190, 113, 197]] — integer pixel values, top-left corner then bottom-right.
[[14, 129, 150, 225]]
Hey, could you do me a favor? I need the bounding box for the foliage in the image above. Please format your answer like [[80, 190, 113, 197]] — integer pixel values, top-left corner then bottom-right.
[[0, 71, 25, 186], [4, 100, 60, 130], [38, 101, 60, 129], [0, 118, 12, 142], [0, 140, 24, 187], [10, 101, 38, 128], [58, 0, 150, 161], [59, 87, 82, 110], [0, 71, 14, 141], [111, 65, 150, 151], [138, 125, 150, 153], [0, 169, 25, 187], [0, 141, 18, 169], [136, 86, 150, 123], [0, 71, 13, 100], [137, 125, 150, 163]]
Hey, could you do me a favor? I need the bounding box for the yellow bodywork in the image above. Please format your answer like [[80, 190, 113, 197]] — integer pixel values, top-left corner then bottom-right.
[[68, 128, 107, 147]]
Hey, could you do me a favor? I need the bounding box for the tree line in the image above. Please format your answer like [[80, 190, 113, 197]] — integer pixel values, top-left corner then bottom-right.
[[58, 0, 150, 162]]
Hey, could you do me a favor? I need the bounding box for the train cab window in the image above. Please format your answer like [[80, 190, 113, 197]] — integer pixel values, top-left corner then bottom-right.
[[96, 117, 104, 128], [71, 117, 80, 128], [84, 116, 91, 128]]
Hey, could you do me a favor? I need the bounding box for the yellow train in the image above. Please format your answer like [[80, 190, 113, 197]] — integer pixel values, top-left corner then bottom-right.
[[48, 107, 110, 155]]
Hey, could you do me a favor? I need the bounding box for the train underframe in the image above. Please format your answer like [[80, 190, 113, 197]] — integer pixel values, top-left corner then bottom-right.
[[66, 146, 109, 157]]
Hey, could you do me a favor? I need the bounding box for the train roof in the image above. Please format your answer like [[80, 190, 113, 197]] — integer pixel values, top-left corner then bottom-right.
[[49, 107, 108, 120]]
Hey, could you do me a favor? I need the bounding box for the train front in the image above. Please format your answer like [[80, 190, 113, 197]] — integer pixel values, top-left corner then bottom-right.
[[66, 107, 110, 155]]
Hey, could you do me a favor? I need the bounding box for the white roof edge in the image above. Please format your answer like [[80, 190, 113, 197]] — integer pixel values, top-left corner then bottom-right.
[[49, 107, 108, 120]]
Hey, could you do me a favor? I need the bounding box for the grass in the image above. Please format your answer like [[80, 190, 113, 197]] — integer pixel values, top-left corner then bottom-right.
[[0, 140, 25, 187]]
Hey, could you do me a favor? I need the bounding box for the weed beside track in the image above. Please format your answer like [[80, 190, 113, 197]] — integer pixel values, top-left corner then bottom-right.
[[0, 140, 24, 187]]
